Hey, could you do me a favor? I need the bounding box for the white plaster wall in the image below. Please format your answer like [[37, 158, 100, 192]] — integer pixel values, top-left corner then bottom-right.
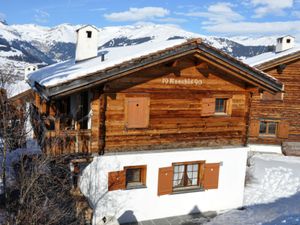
[[249, 144, 282, 154], [75, 26, 98, 62], [79, 147, 248, 224]]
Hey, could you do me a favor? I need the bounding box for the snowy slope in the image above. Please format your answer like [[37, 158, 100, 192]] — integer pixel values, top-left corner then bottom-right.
[[0, 21, 276, 74], [205, 154, 300, 225]]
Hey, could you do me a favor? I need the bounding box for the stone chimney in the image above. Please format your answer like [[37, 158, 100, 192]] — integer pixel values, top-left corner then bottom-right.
[[75, 25, 99, 62], [276, 35, 295, 53], [24, 65, 38, 80]]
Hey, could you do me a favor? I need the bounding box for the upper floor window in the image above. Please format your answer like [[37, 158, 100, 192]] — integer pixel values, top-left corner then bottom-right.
[[201, 97, 232, 117], [215, 98, 227, 113], [259, 120, 278, 136]]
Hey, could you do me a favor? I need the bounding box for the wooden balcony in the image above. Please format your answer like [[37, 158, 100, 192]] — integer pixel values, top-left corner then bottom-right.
[[44, 116, 92, 156]]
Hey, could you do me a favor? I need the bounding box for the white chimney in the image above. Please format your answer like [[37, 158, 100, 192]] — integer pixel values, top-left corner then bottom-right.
[[24, 65, 38, 80], [75, 25, 99, 62], [276, 35, 295, 53]]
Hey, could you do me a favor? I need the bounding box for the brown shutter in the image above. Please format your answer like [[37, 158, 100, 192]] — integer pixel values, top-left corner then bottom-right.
[[125, 97, 150, 128], [278, 121, 289, 139], [157, 167, 173, 196], [249, 120, 260, 137], [201, 98, 215, 116], [203, 163, 220, 190], [226, 99, 232, 116], [108, 170, 125, 191]]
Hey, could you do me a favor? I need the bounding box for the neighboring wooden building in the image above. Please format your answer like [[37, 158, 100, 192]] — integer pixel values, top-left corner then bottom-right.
[[245, 36, 300, 154], [26, 26, 283, 224]]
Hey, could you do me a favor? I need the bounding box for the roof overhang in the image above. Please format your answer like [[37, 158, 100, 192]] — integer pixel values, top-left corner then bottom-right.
[[34, 39, 283, 99]]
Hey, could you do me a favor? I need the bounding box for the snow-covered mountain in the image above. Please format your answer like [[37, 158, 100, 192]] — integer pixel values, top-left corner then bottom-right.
[[0, 21, 275, 77]]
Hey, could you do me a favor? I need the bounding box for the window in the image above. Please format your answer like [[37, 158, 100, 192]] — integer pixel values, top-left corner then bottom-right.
[[86, 31, 92, 38], [287, 39, 291, 43], [125, 97, 150, 129], [172, 162, 203, 191], [201, 97, 232, 117], [157, 161, 220, 196], [215, 98, 227, 113], [259, 120, 278, 136], [124, 165, 147, 189]]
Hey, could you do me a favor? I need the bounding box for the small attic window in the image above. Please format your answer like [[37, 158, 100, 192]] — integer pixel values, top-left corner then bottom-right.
[[286, 39, 291, 43], [86, 31, 92, 38], [27, 68, 30, 71]]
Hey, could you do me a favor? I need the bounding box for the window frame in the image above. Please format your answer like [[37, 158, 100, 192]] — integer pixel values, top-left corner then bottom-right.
[[214, 97, 232, 116], [171, 161, 205, 192], [124, 165, 147, 189], [215, 98, 227, 114], [259, 120, 278, 137]]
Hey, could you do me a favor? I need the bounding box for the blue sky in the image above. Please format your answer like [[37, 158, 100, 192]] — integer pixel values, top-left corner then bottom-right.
[[1, 0, 300, 37]]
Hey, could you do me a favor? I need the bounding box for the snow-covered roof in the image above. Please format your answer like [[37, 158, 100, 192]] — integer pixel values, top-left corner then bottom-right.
[[6, 79, 31, 99], [27, 37, 283, 97], [28, 38, 187, 88], [244, 45, 300, 67]]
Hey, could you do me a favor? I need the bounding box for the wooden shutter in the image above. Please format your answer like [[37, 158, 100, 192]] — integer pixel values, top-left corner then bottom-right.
[[277, 121, 289, 139], [108, 170, 125, 191], [262, 92, 283, 101], [125, 97, 150, 128], [226, 99, 232, 116], [157, 167, 173, 196], [249, 120, 260, 137], [201, 98, 215, 116], [203, 163, 220, 190]]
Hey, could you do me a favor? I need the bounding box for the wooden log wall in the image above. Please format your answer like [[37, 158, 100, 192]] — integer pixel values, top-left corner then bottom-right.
[[102, 57, 251, 152], [249, 59, 300, 144]]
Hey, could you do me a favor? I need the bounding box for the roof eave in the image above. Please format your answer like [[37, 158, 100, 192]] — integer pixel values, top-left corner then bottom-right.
[[37, 39, 283, 98]]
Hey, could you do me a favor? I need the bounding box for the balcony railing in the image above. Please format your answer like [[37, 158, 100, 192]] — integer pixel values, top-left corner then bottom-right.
[[43, 117, 92, 156]]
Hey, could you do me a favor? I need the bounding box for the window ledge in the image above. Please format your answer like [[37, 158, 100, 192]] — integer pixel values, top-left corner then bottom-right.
[[259, 134, 277, 138], [172, 187, 204, 195], [125, 184, 147, 190], [213, 113, 229, 117]]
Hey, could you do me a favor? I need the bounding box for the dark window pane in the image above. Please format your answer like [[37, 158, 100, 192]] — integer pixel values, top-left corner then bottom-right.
[[215, 98, 227, 113], [126, 168, 141, 184], [259, 121, 267, 134], [268, 122, 277, 134]]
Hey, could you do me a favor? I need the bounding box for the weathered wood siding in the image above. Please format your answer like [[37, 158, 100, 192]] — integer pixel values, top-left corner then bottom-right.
[[249, 59, 300, 144], [103, 58, 250, 152]]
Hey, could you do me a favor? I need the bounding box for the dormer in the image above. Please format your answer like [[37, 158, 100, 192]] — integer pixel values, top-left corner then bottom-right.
[[24, 65, 38, 80], [275, 35, 295, 53], [75, 25, 99, 62]]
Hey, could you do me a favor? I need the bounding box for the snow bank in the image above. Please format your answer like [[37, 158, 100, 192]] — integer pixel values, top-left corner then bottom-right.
[[244, 154, 300, 206], [205, 154, 300, 225]]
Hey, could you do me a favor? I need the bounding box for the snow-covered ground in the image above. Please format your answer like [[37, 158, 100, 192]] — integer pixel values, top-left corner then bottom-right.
[[205, 153, 300, 225]]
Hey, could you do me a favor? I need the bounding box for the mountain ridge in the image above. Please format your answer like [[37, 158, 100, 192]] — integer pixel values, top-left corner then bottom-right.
[[0, 22, 276, 77]]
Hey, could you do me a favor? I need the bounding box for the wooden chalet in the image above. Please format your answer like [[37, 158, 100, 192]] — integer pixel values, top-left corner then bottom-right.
[[246, 36, 300, 155], [25, 25, 284, 224]]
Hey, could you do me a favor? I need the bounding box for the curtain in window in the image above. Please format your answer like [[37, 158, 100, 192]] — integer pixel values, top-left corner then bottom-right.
[[173, 165, 185, 187], [187, 164, 198, 186]]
